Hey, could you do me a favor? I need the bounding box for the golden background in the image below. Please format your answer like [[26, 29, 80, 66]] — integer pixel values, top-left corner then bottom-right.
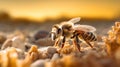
[[0, 0, 120, 21]]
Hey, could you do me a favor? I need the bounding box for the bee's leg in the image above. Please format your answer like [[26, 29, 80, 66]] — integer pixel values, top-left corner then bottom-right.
[[61, 36, 66, 48], [85, 40, 93, 48], [54, 39, 58, 46], [76, 36, 81, 52], [54, 38, 60, 46], [73, 36, 81, 52]]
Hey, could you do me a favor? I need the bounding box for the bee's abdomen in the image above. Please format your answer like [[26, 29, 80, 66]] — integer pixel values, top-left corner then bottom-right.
[[82, 32, 97, 41]]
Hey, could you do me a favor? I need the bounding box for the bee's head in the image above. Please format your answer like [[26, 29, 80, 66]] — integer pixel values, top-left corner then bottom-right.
[[51, 24, 61, 40], [53, 24, 61, 34]]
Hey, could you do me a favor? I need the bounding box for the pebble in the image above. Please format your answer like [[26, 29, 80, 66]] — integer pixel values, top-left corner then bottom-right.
[[51, 53, 60, 61], [47, 46, 57, 54], [31, 59, 49, 67], [34, 30, 49, 40]]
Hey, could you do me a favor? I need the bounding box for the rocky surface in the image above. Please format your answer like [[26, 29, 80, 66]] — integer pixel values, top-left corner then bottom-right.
[[0, 21, 119, 67]]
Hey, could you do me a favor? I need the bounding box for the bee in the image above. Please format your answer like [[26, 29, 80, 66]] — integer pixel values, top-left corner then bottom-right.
[[50, 17, 80, 46], [50, 17, 97, 52]]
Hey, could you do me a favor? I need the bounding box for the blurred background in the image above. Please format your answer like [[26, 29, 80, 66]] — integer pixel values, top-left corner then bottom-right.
[[0, 0, 120, 35]]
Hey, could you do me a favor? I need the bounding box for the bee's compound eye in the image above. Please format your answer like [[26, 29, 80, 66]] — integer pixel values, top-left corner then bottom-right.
[[57, 28, 61, 34]]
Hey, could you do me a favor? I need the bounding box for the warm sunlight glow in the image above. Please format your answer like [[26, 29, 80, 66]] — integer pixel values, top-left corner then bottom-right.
[[0, 0, 120, 20]]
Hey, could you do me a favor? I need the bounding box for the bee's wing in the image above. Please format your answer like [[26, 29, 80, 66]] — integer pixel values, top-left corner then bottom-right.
[[74, 24, 96, 32], [68, 17, 81, 23]]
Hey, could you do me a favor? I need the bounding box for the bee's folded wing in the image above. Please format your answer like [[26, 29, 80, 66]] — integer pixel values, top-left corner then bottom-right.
[[74, 24, 96, 32]]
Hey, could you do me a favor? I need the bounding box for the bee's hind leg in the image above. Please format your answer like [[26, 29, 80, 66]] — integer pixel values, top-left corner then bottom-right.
[[73, 36, 81, 52], [85, 40, 93, 48]]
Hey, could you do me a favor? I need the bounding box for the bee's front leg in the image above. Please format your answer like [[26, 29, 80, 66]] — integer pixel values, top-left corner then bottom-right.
[[54, 38, 60, 46], [61, 36, 66, 48]]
